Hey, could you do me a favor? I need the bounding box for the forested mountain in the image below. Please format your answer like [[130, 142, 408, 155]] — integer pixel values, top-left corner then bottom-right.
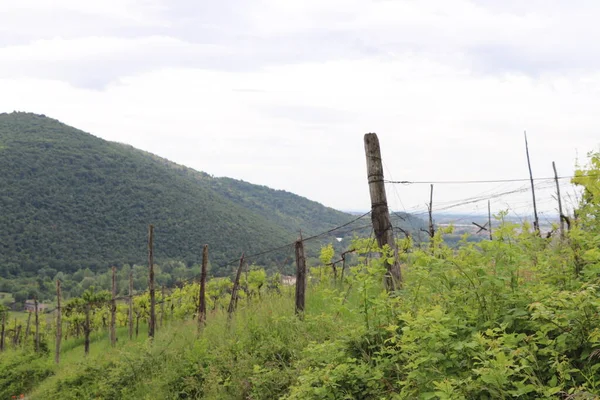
[[0, 112, 422, 278]]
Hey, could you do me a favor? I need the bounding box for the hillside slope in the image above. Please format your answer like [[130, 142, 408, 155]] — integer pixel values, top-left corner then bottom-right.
[[0, 112, 365, 276]]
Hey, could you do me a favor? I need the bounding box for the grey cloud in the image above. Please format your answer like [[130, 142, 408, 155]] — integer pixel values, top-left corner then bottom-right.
[[3, 0, 600, 89]]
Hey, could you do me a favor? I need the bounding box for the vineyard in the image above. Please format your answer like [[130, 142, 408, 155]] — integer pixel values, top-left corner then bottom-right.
[[0, 148, 599, 399]]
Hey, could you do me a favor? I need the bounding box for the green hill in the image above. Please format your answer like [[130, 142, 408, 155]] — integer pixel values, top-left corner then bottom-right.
[[0, 112, 402, 278]]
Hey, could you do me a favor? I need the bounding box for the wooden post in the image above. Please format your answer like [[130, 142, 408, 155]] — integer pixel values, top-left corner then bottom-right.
[[84, 303, 90, 356], [295, 239, 306, 316], [55, 280, 62, 364], [524, 131, 540, 234], [14, 324, 21, 347], [0, 311, 5, 352], [128, 272, 133, 340], [110, 266, 117, 347], [198, 244, 208, 331], [364, 133, 402, 290], [428, 184, 435, 243], [25, 311, 31, 338], [227, 253, 245, 319], [148, 224, 156, 339], [488, 200, 493, 240], [34, 296, 40, 353], [160, 286, 165, 329], [552, 161, 565, 240]]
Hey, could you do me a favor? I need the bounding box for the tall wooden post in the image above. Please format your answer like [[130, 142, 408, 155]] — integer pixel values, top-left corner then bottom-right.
[[25, 311, 31, 338], [364, 133, 402, 290], [227, 253, 245, 319], [295, 239, 307, 316], [488, 200, 493, 240], [84, 304, 90, 356], [160, 286, 165, 329], [148, 224, 156, 339], [524, 131, 540, 234], [198, 244, 208, 331], [55, 280, 62, 364], [552, 161, 565, 240], [110, 266, 117, 347], [428, 184, 435, 243], [34, 296, 40, 353], [0, 311, 5, 352], [14, 324, 21, 347], [128, 272, 134, 340]]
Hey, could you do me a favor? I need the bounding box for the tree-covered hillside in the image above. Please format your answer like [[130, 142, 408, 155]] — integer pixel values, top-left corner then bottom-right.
[[0, 112, 392, 277]]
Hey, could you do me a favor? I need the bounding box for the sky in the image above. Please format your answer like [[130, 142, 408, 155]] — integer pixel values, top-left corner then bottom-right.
[[1, 0, 599, 222]]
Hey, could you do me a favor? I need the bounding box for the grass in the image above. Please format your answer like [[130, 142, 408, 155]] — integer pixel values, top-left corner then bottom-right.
[[4, 286, 363, 399]]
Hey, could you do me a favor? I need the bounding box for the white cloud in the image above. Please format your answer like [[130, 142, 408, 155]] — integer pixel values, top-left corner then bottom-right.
[[0, 0, 599, 217]]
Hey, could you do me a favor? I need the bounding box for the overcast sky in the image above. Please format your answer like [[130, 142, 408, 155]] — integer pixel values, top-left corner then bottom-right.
[[1, 0, 599, 221]]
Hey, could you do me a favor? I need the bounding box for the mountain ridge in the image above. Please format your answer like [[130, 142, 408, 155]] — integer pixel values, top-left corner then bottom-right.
[[0, 112, 364, 277]]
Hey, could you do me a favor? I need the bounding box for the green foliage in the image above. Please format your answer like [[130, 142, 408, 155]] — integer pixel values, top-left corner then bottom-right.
[[0, 350, 54, 398], [3, 133, 600, 399]]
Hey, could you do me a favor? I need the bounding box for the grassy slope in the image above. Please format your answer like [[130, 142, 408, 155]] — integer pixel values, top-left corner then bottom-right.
[[22, 288, 361, 400]]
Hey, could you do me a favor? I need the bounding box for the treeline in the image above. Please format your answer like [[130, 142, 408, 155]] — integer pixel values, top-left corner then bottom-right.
[[0, 259, 290, 309]]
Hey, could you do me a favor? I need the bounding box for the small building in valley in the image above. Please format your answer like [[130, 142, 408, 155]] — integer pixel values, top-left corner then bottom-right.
[[24, 300, 48, 313]]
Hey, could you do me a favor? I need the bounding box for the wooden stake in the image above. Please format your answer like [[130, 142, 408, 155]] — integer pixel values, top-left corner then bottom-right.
[[55, 280, 62, 364], [14, 325, 21, 347], [25, 311, 31, 339], [295, 239, 307, 316], [34, 296, 40, 353], [0, 311, 5, 352], [84, 303, 90, 356], [110, 266, 117, 347], [428, 184, 435, 243], [227, 253, 245, 319], [524, 131, 540, 234], [129, 272, 133, 340], [488, 200, 493, 241], [148, 224, 156, 339], [552, 161, 565, 240], [198, 244, 208, 331], [364, 133, 402, 290], [160, 286, 165, 329]]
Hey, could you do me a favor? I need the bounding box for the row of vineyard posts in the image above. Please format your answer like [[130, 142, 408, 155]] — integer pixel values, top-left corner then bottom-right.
[[0, 132, 571, 362], [0, 222, 312, 362], [0, 133, 402, 361]]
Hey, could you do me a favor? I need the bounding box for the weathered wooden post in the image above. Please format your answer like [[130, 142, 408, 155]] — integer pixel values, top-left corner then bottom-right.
[[84, 303, 90, 356], [160, 286, 165, 329], [198, 244, 208, 331], [129, 272, 133, 340], [148, 224, 156, 339], [524, 131, 540, 234], [552, 161, 565, 240], [227, 253, 245, 319], [14, 324, 21, 347], [0, 311, 5, 352], [364, 133, 402, 290], [488, 200, 493, 241], [427, 184, 435, 245], [25, 311, 31, 338], [55, 280, 62, 364], [110, 266, 117, 347], [34, 296, 40, 353], [295, 239, 306, 316]]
